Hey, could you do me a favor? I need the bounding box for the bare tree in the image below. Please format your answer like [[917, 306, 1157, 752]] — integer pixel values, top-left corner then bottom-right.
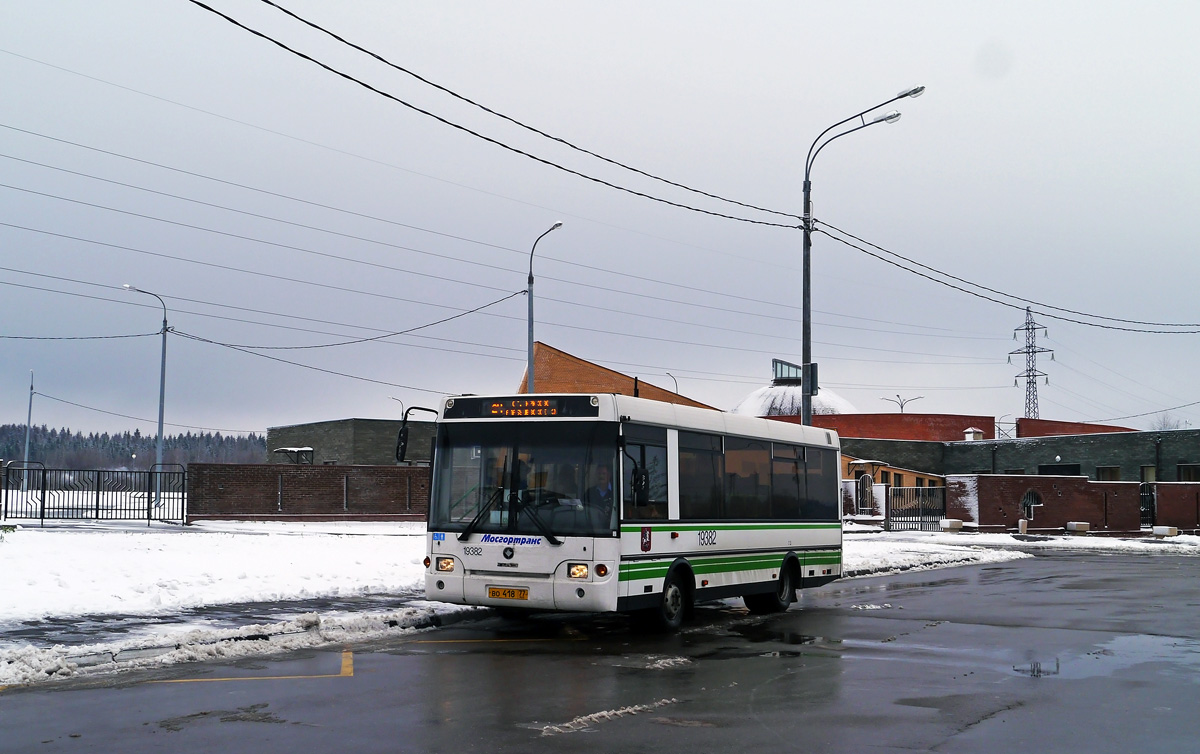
[[1151, 413, 1184, 431]]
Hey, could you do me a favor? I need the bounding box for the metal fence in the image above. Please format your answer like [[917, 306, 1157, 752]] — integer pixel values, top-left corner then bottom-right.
[[887, 486, 946, 532], [2, 464, 186, 525]]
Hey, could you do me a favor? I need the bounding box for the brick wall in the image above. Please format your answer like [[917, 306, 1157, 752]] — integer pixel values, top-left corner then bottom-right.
[[266, 419, 434, 466], [946, 474, 1141, 533], [839, 438, 946, 476], [1017, 418, 1134, 438], [805, 413, 995, 442], [944, 430, 1200, 481], [188, 463, 430, 522], [1155, 483, 1200, 531]]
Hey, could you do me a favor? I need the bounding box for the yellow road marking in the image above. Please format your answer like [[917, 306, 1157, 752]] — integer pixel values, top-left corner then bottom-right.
[[147, 650, 354, 685]]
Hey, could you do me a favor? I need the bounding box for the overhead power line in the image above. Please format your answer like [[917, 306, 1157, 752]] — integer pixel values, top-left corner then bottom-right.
[[1095, 400, 1200, 423], [172, 329, 451, 395], [186, 290, 524, 350], [0, 331, 156, 340], [35, 391, 260, 434], [0, 61, 790, 273], [255, 0, 799, 222], [0, 228, 997, 363], [819, 220, 1200, 331], [183, 0, 797, 229], [0, 182, 515, 296], [815, 225, 1200, 334], [0, 123, 1005, 339]]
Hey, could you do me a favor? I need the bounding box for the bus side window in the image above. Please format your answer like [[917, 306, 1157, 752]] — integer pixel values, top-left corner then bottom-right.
[[803, 447, 839, 521], [726, 437, 770, 519], [678, 431, 723, 520], [622, 425, 668, 520], [770, 443, 805, 519]]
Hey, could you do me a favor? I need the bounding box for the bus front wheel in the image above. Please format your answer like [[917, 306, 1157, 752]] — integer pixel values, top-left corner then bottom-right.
[[653, 571, 691, 631]]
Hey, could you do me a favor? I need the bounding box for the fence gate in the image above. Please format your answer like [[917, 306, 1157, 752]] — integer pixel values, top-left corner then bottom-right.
[[1139, 483, 1156, 527], [887, 486, 946, 531], [855, 474, 876, 515], [2, 465, 187, 525]]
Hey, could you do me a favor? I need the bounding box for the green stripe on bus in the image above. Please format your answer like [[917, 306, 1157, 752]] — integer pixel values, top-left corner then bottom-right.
[[617, 550, 841, 582], [619, 523, 840, 533]]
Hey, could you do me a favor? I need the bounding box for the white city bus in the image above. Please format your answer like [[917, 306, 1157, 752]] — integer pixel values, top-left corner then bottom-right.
[[417, 393, 842, 630]]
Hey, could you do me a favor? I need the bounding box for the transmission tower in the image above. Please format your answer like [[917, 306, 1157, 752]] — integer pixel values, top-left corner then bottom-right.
[[1009, 307, 1053, 419]]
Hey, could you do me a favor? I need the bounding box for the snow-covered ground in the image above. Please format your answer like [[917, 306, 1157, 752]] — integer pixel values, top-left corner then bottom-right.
[[2, 520, 1198, 688]]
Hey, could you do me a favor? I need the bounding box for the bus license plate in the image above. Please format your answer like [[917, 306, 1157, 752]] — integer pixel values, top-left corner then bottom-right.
[[488, 586, 529, 601]]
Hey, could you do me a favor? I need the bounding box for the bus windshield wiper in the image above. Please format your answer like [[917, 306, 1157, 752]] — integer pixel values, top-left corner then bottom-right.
[[458, 453, 509, 542], [514, 497, 562, 546], [457, 485, 506, 542]]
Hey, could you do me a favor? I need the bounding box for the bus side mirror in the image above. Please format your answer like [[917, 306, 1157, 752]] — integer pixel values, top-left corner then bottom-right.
[[395, 406, 439, 464], [632, 468, 650, 506]]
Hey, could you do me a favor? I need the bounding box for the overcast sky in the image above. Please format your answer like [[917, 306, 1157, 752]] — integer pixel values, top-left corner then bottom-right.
[[3, 1, 1199, 440]]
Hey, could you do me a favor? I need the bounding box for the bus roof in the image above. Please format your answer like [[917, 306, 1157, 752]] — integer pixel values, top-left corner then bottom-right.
[[438, 393, 839, 450]]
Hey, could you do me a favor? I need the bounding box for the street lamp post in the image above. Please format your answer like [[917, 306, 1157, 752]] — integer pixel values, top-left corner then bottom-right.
[[801, 86, 925, 425], [880, 394, 925, 413], [124, 284, 168, 503], [526, 222, 563, 394]]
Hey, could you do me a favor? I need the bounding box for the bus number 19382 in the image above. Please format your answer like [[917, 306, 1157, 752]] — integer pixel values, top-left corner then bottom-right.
[[697, 530, 717, 547]]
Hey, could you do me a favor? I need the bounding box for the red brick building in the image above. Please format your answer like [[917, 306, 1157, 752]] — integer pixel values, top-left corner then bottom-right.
[[519, 342, 715, 410]]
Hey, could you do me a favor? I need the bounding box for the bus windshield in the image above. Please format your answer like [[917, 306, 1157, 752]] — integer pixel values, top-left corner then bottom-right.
[[431, 421, 619, 538]]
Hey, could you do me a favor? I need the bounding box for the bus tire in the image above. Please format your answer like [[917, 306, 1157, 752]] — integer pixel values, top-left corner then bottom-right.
[[653, 569, 691, 631], [744, 564, 796, 614]]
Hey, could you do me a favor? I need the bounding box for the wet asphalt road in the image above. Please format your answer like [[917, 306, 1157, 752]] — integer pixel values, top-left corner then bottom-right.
[[4, 552, 1200, 753]]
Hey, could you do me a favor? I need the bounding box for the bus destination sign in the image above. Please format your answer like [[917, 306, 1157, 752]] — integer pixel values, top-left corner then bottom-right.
[[488, 398, 561, 417], [443, 396, 601, 420]]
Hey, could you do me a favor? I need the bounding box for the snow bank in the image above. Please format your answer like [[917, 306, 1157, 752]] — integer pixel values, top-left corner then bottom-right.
[[0, 521, 427, 625], [882, 529, 1200, 555], [0, 604, 480, 687], [842, 538, 1029, 577]]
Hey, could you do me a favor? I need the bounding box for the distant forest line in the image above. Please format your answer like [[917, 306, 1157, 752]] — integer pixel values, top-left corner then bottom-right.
[[0, 424, 266, 469]]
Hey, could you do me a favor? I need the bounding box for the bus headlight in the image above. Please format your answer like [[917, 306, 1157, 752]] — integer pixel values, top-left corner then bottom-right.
[[436, 557, 456, 572], [568, 563, 589, 579]]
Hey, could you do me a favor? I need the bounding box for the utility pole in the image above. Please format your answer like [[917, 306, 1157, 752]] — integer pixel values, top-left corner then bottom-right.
[[1010, 307, 1053, 419], [22, 370, 32, 492]]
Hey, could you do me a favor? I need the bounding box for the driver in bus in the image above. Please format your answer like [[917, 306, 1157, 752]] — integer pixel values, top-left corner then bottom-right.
[[587, 464, 614, 506]]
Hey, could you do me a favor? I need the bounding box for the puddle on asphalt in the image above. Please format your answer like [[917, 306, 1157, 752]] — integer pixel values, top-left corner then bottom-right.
[[1017, 634, 1200, 680], [676, 621, 843, 662], [726, 623, 826, 646]]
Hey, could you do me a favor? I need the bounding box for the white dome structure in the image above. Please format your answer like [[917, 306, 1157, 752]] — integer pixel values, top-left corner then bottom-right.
[[729, 358, 858, 417], [730, 384, 858, 416]]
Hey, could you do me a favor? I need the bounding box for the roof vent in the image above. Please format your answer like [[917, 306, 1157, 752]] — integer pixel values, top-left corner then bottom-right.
[[963, 427, 984, 441]]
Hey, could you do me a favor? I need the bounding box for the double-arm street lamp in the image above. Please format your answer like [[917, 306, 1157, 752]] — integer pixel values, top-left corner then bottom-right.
[[881, 394, 925, 413], [801, 85, 925, 425], [124, 284, 168, 499], [526, 221, 563, 393]]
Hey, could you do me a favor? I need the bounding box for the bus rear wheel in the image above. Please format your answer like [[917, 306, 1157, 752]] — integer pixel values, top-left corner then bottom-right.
[[744, 566, 795, 614]]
